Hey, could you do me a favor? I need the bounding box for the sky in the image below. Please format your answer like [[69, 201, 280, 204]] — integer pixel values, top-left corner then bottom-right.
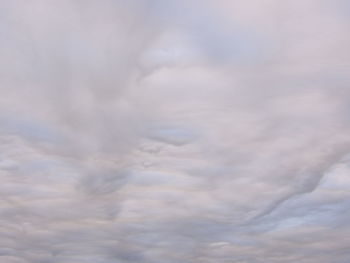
[[0, 0, 350, 262]]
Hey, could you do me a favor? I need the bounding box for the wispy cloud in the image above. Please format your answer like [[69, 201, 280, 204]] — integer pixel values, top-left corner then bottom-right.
[[0, 0, 350, 262]]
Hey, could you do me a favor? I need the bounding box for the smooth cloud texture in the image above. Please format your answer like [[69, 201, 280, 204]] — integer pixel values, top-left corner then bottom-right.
[[1, 0, 350, 262]]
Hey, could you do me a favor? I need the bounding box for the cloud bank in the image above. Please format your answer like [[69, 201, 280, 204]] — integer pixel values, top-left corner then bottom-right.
[[0, 0, 350, 262]]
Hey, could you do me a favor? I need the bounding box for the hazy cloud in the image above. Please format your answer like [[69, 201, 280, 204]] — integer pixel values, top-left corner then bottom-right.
[[0, 0, 350, 262]]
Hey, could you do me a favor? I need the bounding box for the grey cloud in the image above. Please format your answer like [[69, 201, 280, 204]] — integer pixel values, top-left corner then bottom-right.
[[0, 0, 350, 262]]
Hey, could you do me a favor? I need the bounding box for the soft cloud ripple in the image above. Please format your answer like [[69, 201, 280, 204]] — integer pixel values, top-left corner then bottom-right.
[[0, 0, 350, 262]]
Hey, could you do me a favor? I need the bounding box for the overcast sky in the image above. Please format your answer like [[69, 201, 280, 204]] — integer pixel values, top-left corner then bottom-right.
[[1, 0, 350, 262]]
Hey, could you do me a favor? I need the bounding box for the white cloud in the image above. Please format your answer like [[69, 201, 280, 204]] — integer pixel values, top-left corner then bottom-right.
[[0, 0, 350, 262]]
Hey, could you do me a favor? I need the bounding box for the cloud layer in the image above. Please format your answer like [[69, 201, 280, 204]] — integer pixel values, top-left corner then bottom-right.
[[1, 0, 350, 262]]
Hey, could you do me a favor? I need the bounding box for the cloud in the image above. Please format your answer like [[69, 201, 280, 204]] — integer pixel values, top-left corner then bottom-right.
[[0, 0, 350, 262]]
